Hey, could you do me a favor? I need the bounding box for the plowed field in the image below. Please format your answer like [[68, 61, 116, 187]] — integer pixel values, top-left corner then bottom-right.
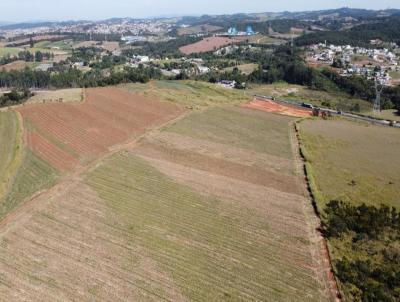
[[17, 87, 183, 170], [0, 84, 336, 301]]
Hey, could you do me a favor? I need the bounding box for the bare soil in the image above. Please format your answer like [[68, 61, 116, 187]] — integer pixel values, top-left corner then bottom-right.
[[17, 87, 184, 169], [243, 98, 313, 117], [179, 37, 240, 55]]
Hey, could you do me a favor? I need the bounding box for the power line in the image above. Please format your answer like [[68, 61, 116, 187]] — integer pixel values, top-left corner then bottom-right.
[[373, 77, 384, 116]]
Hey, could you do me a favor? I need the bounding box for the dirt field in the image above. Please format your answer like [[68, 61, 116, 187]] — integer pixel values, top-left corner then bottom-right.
[[179, 37, 240, 55], [17, 87, 183, 168], [178, 24, 223, 36], [126, 107, 334, 300], [0, 88, 336, 301], [242, 98, 313, 117], [0, 60, 28, 71], [101, 41, 120, 52], [223, 63, 258, 75]]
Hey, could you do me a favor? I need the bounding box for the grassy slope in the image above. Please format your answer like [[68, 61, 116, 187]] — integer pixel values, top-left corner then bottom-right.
[[298, 118, 400, 209], [0, 47, 20, 57], [247, 82, 372, 112], [0, 110, 58, 220], [86, 152, 321, 302], [223, 63, 258, 75], [0, 112, 23, 200], [167, 106, 295, 159], [119, 80, 251, 109], [0, 149, 58, 219]]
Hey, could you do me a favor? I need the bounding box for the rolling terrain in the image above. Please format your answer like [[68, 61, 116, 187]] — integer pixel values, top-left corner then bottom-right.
[[0, 82, 336, 301]]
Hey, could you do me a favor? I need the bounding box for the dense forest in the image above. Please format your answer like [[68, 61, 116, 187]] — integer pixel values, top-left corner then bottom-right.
[[324, 200, 400, 302], [123, 36, 201, 58], [296, 17, 400, 47]]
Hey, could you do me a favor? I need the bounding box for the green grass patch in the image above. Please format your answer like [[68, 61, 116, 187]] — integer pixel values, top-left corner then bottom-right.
[[85, 152, 322, 301], [0, 149, 58, 219], [0, 111, 23, 200], [34, 40, 73, 51], [167, 106, 296, 158], [0, 47, 21, 57], [120, 80, 251, 109]]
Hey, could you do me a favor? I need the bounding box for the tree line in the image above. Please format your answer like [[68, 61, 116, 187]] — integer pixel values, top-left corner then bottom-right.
[[0, 50, 54, 66], [0, 64, 161, 90], [296, 17, 400, 47], [0, 89, 32, 108], [324, 200, 400, 302]]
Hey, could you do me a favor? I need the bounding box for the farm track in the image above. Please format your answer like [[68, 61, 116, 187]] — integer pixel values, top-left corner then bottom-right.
[[0, 95, 336, 301], [289, 121, 340, 301], [0, 102, 189, 238]]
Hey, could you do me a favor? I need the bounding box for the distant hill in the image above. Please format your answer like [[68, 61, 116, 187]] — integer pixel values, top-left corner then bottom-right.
[[296, 16, 400, 46], [277, 7, 400, 20], [0, 20, 88, 30], [2, 7, 400, 34]]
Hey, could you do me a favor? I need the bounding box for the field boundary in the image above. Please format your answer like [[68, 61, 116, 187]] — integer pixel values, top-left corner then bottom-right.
[[0, 108, 189, 237], [290, 120, 341, 302], [0, 111, 24, 201]]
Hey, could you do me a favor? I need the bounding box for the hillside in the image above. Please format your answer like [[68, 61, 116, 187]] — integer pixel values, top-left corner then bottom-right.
[[0, 82, 336, 301], [296, 16, 400, 46]]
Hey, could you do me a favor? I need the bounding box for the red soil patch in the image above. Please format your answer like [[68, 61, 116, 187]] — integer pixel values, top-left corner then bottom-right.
[[179, 37, 240, 55], [27, 131, 79, 172], [17, 87, 183, 170], [242, 98, 312, 118]]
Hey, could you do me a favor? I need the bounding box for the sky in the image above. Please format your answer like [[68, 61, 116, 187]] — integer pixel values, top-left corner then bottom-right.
[[1, 0, 400, 22]]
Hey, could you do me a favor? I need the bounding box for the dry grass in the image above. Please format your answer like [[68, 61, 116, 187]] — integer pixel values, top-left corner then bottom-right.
[[166, 107, 296, 158], [0, 86, 335, 301], [0, 60, 28, 72], [119, 80, 251, 109], [179, 37, 241, 55], [85, 150, 326, 301], [298, 118, 400, 209], [28, 89, 83, 104], [0, 111, 23, 201], [223, 63, 258, 75], [178, 24, 223, 35]]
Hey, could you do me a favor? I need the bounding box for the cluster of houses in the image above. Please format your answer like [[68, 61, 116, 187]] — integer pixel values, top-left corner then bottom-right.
[[127, 55, 211, 77], [307, 41, 400, 85]]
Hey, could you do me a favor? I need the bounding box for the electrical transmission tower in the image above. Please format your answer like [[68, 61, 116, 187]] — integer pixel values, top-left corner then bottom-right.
[[373, 77, 384, 116]]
